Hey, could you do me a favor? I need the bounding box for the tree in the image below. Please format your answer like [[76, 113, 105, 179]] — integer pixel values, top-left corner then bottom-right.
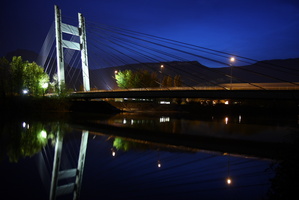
[[10, 56, 25, 94], [174, 75, 182, 87], [9, 56, 49, 96], [115, 70, 133, 88], [23, 62, 49, 96], [0, 57, 11, 97], [166, 76, 173, 87], [113, 137, 153, 151], [162, 76, 168, 87], [150, 72, 159, 87], [49, 73, 71, 97], [115, 70, 159, 89], [162, 75, 173, 87], [4, 121, 48, 163]]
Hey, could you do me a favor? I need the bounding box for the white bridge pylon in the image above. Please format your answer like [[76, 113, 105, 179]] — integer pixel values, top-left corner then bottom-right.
[[54, 5, 90, 91]]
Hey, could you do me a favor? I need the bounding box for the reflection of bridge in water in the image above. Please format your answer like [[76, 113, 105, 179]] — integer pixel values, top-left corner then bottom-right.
[[48, 116, 294, 199], [71, 120, 290, 161], [48, 122, 279, 200]]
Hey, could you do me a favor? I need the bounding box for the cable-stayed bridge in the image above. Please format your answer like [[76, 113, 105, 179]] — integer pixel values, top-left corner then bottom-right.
[[37, 5, 299, 101], [34, 6, 298, 200]]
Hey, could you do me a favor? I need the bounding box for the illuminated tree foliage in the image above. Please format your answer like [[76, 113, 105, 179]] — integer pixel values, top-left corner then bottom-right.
[[0, 56, 49, 97], [23, 61, 49, 96], [115, 70, 159, 89]]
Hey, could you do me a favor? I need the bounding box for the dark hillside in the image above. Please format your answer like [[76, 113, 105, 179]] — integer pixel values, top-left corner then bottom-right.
[[4, 49, 299, 89], [215, 58, 299, 83]]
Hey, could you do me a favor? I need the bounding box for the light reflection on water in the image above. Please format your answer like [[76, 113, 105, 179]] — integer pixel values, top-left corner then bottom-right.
[[0, 113, 298, 199], [104, 113, 298, 143], [81, 134, 275, 200]]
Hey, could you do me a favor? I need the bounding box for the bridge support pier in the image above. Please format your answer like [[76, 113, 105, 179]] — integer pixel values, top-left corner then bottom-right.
[[54, 5, 65, 87]]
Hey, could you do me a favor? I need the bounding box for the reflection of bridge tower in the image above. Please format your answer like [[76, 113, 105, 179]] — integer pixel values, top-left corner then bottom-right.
[[54, 5, 90, 91], [49, 130, 89, 200]]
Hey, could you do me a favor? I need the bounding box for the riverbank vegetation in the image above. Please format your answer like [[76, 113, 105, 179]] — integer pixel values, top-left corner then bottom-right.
[[0, 56, 71, 112]]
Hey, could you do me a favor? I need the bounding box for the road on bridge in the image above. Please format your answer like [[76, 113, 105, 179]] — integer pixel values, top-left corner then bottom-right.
[[71, 83, 299, 100]]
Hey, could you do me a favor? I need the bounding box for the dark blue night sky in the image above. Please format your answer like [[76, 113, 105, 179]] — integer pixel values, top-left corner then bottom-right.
[[1, 0, 299, 63]]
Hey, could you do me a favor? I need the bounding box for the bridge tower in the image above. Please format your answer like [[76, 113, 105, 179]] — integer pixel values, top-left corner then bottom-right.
[[54, 5, 90, 91]]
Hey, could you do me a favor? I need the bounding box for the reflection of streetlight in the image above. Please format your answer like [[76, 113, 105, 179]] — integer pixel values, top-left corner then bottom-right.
[[229, 57, 235, 90], [157, 160, 162, 168], [23, 89, 29, 95], [226, 154, 232, 185], [111, 148, 116, 157], [40, 130, 47, 139], [157, 150, 162, 168], [22, 122, 29, 129], [225, 117, 229, 124]]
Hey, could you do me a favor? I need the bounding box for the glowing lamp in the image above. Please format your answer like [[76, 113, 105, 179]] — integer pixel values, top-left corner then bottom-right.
[[42, 82, 49, 89], [230, 57, 235, 62], [226, 178, 232, 185]]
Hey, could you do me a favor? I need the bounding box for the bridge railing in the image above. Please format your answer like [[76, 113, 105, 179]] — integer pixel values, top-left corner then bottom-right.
[[73, 82, 299, 94]]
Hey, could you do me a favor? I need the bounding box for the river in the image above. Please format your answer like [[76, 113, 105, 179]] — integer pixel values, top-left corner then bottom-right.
[[0, 110, 298, 199]]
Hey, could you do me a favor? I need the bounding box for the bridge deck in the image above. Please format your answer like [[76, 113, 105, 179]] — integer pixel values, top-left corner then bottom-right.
[[71, 86, 299, 100]]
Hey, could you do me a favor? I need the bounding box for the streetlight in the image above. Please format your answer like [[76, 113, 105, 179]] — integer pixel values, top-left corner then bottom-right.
[[114, 70, 118, 78], [42, 82, 49, 96], [42, 82, 49, 89], [229, 57, 235, 90], [226, 177, 232, 185], [160, 64, 164, 88]]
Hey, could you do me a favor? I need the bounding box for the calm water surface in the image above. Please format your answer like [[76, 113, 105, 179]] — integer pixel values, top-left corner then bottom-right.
[[1, 112, 298, 199]]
